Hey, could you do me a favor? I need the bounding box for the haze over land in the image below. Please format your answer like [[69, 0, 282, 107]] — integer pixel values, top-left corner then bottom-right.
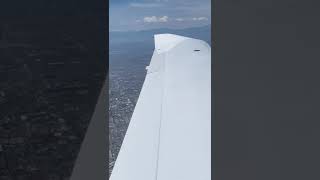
[[110, 25, 211, 45]]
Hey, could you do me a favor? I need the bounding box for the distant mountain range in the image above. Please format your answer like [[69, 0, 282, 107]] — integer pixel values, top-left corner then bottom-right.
[[109, 25, 211, 45]]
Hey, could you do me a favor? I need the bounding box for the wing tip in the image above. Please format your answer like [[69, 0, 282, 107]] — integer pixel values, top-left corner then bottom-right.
[[154, 34, 189, 52], [154, 34, 210, 52]]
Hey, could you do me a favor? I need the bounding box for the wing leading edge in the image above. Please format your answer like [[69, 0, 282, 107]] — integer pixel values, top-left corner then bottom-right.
[[110, 34, 211, 180]]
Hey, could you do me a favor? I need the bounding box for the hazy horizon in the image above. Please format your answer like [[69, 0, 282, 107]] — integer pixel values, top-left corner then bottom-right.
[[109, 24, 211, 33]]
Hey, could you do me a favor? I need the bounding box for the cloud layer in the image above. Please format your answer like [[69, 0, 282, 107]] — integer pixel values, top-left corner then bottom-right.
[[192, 17, 208, 21], [140, 16, 208, 23], [129, 3, 164, 8], [143, 16, 169, 23], [175, 18, 184, 22]]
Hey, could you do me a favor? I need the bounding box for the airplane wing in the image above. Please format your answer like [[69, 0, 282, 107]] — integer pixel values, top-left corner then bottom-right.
[[110, 34, 211, 180]]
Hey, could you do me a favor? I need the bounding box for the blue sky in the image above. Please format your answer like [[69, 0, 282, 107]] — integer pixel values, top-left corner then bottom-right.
[[109, 0, 211, 31]]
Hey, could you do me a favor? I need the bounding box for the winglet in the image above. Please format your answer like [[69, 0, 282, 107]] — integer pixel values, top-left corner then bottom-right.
[[154, 34, 190, 53]]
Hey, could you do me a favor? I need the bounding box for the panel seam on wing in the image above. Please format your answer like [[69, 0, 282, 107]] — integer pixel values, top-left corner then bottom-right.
[[154, 50, 167, 180]]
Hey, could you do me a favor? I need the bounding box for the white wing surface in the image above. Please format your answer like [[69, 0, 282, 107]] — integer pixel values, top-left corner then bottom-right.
[[110, 34, 211, 180]]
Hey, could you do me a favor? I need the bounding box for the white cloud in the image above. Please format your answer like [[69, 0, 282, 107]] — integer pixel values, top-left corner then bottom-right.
[[175, 18, 184, 22], [192, 17, 208, 21], [158, 16, 169, 22], [143, 16, 169, 23], [143, 16, 158, 23]]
